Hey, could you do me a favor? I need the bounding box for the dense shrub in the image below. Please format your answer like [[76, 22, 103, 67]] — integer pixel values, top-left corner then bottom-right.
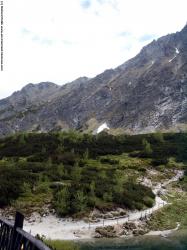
[[0, 166, 34, 207], [113, 182, 155, 210], [151, 158, 168, 166], [100, 158, 119, 164]]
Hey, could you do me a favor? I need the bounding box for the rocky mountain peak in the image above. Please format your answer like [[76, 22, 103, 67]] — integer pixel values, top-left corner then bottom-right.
[[21, 81, 59, 92], [10, 81, 60, 106], [0, 24, 187, 136]]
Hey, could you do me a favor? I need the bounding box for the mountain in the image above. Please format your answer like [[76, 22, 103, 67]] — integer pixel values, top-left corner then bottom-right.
[[0, 25, 187, 136]]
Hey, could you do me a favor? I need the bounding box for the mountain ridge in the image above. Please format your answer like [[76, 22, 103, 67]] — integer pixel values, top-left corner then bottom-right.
[[0, 24, 187, 136]]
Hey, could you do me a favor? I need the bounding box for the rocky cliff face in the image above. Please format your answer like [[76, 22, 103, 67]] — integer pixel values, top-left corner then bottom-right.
[[0, 25, 187, 136]]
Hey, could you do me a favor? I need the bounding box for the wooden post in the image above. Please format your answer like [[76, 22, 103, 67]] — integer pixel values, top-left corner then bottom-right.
[[10, 212, 24, 250], [14, 212, 24, 229]]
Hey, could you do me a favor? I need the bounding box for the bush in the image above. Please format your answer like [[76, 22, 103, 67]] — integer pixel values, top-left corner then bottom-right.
[[113, 182, 155, 210], [34, 183, 50, 195], [0, 166, 33, 207], [152, 158, 168, 166], [100, 158, 119, 165], [129, 151, 141, 157], [134, 202, 144, 210], [143, 197, 154, 207], [142, 139, 153, 157], [55, 152, 77, 165], [54, 187, 71, 216]]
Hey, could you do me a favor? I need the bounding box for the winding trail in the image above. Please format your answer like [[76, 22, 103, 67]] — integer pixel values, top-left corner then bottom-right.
[[24, 170, 184, 240]]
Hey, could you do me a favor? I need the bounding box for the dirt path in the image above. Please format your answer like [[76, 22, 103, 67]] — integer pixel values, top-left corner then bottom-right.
[[24, 170, 184, 240]]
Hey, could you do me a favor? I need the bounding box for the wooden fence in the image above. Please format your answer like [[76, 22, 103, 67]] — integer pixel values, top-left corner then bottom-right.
[[0, 212, 51, 250]]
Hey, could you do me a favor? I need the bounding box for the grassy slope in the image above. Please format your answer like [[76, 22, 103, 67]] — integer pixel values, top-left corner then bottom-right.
[[148, 179, 187, 230]]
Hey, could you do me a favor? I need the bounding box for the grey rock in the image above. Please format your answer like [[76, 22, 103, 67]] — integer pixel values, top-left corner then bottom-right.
[[0, 25, 187, 136]]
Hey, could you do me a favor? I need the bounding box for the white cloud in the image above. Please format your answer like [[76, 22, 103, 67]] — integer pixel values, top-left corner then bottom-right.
[[0, 0, 186, 99]]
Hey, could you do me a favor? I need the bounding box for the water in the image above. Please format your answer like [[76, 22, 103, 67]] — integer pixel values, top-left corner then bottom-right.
[[78, 230, 187, 250]]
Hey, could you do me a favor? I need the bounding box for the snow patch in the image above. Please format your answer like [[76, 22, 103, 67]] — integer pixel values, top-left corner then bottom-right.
[[168, 48, 180, 63], [175, 47, 180, 54], [169, 55, 177, 63], [96, 122, 109, 134], [147, 60, 154, 69]]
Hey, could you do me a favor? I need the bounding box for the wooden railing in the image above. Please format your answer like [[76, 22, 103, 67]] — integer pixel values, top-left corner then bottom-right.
[[0, 212, 51, 250]]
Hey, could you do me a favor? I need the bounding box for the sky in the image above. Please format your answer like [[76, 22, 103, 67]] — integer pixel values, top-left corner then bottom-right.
[[0, 0, 187, 99]]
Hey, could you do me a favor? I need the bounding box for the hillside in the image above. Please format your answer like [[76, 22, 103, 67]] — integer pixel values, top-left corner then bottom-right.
[[0, 131, 186, 217], [0, 25, 187, 136]]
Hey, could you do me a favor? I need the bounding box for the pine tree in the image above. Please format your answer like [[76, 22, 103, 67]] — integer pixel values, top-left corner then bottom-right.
[[142, 139, 153, 156], [55, 187, 70, 216]]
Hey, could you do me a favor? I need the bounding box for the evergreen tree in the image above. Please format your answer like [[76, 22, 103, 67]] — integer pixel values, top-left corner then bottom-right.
[[71, 162, 82, 183], [55, 187, 70, 216], [57, 163, 65, 178], [72, 190, 87, 212], [142, 139, 153, 156], [83, 148, 89, 160], [88, 181, 96, 206]]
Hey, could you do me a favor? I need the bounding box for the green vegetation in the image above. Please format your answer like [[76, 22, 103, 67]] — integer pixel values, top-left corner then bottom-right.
[[142, 139, 153, 157], [44, 239, 80, 250], [148, 187, 187, 230], [0, 131, 186, 217], [36, 235, 80, 250], [148, 167, 187, 231]]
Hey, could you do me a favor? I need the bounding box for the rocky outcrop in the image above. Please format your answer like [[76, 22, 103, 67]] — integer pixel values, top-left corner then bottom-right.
[[0, 25, 187, 136], [94, 221, 149, 238]]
